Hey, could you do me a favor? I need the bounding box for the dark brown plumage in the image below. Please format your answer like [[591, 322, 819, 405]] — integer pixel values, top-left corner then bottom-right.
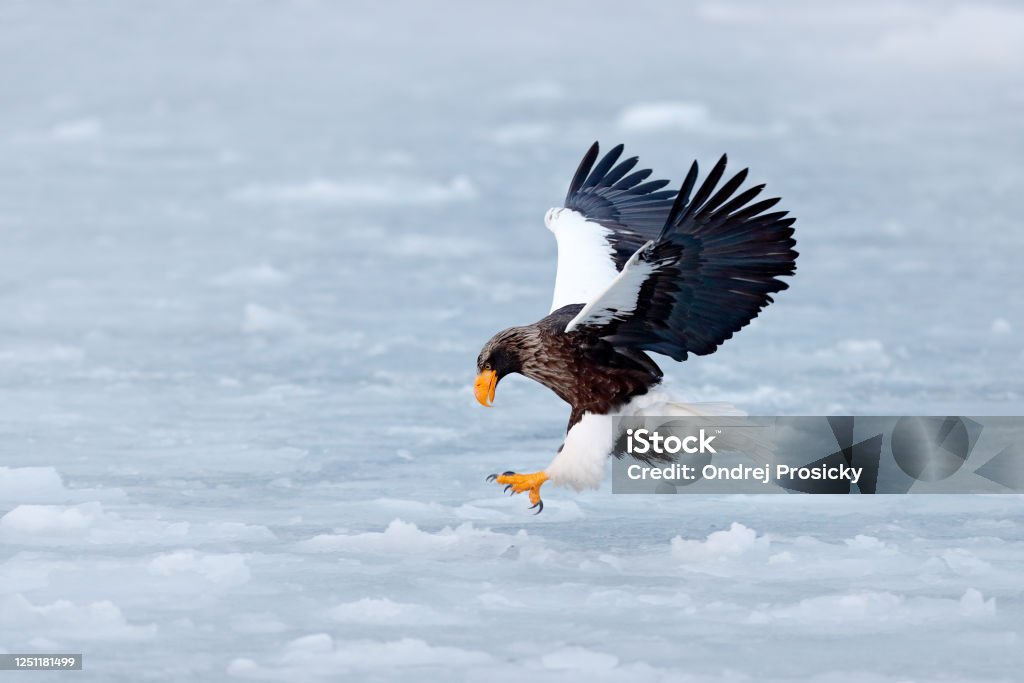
[[477, 305, 662, 430]]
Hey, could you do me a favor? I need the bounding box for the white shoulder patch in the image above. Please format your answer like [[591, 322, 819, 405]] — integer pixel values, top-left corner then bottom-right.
[[564, 241, 657, 332], [546, 208, 619, 313]]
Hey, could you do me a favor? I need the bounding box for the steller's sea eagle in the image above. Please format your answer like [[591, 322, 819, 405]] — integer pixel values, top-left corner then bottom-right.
[[475, 142, 797, 512]]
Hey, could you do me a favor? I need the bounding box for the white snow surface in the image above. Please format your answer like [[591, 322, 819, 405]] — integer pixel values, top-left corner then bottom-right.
[[1, 1, 1022, 681]]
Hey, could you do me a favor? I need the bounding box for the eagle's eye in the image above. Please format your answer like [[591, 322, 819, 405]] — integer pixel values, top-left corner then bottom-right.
[[483, 362, 492, 371]]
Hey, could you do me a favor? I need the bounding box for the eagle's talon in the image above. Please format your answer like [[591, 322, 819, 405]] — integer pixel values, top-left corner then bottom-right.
[[486, 473, 498, 482], [490, 471, 549, 512]]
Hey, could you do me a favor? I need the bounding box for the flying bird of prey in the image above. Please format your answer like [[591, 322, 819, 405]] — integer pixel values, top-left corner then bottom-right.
[[475, 142, 797, 512]]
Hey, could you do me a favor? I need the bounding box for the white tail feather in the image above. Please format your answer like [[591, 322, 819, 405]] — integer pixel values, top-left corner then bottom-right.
[[543, 390, 746, 491]]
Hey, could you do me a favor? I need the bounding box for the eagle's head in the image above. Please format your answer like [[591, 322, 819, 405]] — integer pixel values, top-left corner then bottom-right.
[[474, 327, 535, 407]]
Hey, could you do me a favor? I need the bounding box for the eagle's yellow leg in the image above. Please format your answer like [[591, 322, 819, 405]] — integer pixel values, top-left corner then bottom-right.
[[487, 470, 548, 513]]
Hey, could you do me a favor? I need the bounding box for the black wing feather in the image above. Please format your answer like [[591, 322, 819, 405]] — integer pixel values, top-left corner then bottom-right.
[[565, 142, 600, 204], [601, 156, 639, 187], [576, 155, 798, 361], [613, 168, 653, 191], [563, 142, 680, 270], [581, 144, 624, 189]]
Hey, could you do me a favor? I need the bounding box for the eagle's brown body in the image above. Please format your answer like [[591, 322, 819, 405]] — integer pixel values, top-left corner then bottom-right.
[[480, 305, 663, 430]]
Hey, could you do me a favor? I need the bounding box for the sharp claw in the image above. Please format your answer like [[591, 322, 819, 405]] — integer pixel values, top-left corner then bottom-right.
[[490, 471, 547, 512]]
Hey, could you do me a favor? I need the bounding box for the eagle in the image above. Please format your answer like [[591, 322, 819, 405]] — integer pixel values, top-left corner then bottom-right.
[[474, 142, 797, 512]]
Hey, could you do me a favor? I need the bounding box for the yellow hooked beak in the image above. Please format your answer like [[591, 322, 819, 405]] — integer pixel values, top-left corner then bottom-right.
[[474, 369, 497, 407]]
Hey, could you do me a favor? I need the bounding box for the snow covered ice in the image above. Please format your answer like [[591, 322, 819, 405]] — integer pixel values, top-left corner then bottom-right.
[[1, 1, 1023, 681]]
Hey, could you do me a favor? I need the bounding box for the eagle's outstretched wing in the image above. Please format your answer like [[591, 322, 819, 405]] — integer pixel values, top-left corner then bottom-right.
[[565, 154, 798, 361], [546, 142, 678, 312]]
